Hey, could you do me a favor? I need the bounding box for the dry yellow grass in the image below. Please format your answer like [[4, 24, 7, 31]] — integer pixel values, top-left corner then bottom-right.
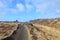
[[0, 18, 60, 40], [0, 23, 18, 40], [32, 23, 60, 40]]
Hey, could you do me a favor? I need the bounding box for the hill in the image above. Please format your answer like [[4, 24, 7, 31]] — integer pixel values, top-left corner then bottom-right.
[[0, 18, 60, 40]]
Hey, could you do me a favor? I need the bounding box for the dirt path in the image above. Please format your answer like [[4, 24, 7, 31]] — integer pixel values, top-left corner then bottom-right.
[[14, 24, 31, 40]]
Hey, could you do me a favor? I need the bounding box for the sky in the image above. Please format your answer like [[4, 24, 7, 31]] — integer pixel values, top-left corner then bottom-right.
[[0, 0, 60, 22]]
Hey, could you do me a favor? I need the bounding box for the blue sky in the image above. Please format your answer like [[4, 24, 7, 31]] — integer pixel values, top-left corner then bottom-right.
[[0, 0, 60, 22]]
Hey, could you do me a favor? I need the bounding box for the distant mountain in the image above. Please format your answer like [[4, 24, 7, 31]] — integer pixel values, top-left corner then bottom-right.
[[0, 18, 60, 40]]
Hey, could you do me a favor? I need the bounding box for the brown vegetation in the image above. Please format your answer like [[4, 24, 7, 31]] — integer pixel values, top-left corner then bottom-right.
[[0, 18, 60, 40]]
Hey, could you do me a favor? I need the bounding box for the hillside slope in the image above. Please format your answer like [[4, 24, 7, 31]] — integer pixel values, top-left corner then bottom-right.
[[0, 18, 60, 40]]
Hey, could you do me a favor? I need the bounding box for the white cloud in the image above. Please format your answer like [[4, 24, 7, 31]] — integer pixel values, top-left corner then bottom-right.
[[36, 3, 49, 13], [25, 0, 60, 15], [0, 0, 19, 15], [25, 4, 34, 12], [25, 0, 50, 13], [0, 0, 60, 15], [56, 9, 60, 14], [54, 0, 60, 14], [0, 1, 7, 15], [0, 1, 4, 8], [16, 3, 25, 12], [0, 1, 6, 8]]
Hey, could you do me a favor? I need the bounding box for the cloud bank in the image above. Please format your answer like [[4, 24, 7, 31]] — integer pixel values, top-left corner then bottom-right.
[[0, 0, 60, 12], [0, 0, 60, 18]]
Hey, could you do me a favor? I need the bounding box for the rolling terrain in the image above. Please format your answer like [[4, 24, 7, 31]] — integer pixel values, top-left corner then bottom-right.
[[0, 18, 60, 40]]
